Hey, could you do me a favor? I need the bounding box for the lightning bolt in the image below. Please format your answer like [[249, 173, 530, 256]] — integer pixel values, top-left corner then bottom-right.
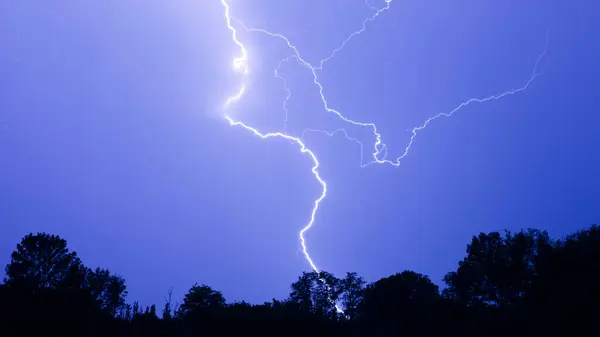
[[274, 56, 295, 133], [222, 116, 327, 274], [302, 36, 548, 168], [367, 39, 549, 168], [233, 10, 549, 168], [219, 0, 549, 304], [220, 0, 325, 276], [317, 0, 392, 70]]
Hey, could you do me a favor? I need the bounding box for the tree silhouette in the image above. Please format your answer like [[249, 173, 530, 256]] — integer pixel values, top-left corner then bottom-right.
[[179, 283, 226, 316], [443, 229, 553, 309], [86, 267, 128, 316], [361, 270, 439, 318], [4, 233, 83, 289], [289, 271, 340, 319], [289, 271, 314, 313], [1, 225, 599, 337], [525, 225, 600, 335], [162, 288, 175, 320], [338, 272, 365, 320]]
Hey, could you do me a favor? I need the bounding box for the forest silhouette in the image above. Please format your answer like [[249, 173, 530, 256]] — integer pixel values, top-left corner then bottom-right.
[[1, 225, 599, 336]]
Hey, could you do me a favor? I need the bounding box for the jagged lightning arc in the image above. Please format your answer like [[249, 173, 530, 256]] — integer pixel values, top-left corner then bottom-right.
[[219, 0, 548, 279], [219, 0, 396, 276], [220, 0, 326, 275], [233, 12, 548, 169]]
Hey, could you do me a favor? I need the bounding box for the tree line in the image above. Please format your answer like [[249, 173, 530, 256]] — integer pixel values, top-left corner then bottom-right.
[[1, 225, 599, 336]]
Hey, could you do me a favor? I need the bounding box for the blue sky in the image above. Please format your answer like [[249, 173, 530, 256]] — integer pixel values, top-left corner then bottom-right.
[[1, 0, 599, 307]]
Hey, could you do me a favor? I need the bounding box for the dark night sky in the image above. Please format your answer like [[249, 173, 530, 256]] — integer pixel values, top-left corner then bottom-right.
[[1, 0, 599, 307]]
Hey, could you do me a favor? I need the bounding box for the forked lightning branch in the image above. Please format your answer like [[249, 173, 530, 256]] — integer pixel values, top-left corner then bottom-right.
[[218, 0, 548, 275]]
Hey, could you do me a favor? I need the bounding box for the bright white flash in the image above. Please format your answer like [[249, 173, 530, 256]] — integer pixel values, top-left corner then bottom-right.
[[219, 0, 548, 293]]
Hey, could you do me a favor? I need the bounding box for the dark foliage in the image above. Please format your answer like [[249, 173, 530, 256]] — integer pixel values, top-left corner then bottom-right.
[[1, 226, 599, 336]]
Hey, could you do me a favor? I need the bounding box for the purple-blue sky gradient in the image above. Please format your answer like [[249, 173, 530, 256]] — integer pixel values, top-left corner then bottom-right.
[[1, 0, 599, 307]]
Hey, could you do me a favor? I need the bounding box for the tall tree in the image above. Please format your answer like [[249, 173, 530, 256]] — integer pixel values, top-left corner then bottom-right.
[[289, 271, 341, 319], [4, 233, 84, 289], [289, 271, 315, 313], [360, 271, 440, 321], [527, 225, 600, 335], [339, 272, 365, 320], [162, 288, 174, 320], [179, 284, 226, 316], [443, 229, 553, 308], [86, 267, 128, 316]]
